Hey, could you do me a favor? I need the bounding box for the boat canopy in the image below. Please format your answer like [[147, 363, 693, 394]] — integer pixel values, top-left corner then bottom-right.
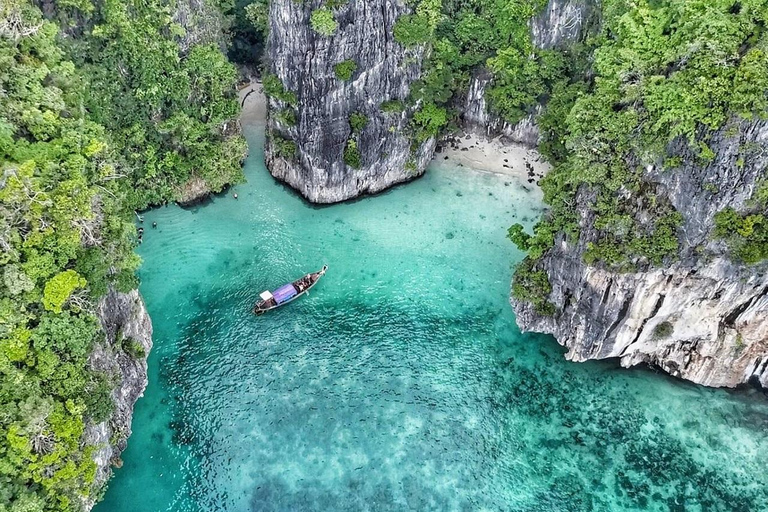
[[273, 283, 298, 304], [259, 290, 274, 301]]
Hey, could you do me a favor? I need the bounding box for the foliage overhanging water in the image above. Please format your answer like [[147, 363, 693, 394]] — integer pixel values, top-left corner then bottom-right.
[[98, 128, 768, 512]]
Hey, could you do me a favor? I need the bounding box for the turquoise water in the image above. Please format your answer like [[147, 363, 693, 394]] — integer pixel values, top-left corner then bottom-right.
[[98, 127, 768, 512]]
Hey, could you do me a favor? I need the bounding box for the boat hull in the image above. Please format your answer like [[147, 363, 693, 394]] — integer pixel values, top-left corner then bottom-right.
[[253, 265, 327, 315]]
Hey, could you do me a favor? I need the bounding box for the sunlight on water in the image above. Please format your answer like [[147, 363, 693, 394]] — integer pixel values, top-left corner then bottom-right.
[[97, 128, 768, 512]]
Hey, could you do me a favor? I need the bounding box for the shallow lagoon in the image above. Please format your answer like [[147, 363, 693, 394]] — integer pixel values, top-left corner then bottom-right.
[[97, 128, 768, 512]]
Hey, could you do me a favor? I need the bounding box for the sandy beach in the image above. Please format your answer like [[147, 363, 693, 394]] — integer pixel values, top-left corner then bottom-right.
[[433, 132, 550, 187], [237, 84, 548, 189], [238, 81, 267, 126]]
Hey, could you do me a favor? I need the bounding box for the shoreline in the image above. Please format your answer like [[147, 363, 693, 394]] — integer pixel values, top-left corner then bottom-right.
[[238, 81, 267, 126], [237, 87, 548, 189], [432, 132, 550, 187]]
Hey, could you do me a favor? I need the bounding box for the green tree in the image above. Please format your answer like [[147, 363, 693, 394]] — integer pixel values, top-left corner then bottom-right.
[[42, 271, 86, 314], [411, 103, 447, 142], [244, 0, 269, 34]]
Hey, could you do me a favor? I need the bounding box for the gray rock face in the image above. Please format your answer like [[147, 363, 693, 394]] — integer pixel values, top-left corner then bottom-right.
[[172, 0, 227, 53], [462, 0, 595, 144], [462, 68, 541, 145], [514, 119, 768, 388], [531, 0, 596, 50], [265, 0, 434, 203], [84, 289, 153, 508]]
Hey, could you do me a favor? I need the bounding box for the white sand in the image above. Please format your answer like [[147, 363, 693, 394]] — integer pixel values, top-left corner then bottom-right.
[[237, 83, 547, 190], [434, 132, 550, 187], [239, 81, 267, 126]]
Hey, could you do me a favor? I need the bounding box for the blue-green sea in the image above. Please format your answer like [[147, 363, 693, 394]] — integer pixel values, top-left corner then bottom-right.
[[97, 127, 768, 512]]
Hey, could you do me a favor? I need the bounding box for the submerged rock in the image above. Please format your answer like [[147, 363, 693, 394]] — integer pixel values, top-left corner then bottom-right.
[[264, 0, 434, 203]]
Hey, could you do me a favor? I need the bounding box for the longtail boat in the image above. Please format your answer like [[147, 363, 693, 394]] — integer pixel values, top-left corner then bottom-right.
[[253, 265, 328, 315]]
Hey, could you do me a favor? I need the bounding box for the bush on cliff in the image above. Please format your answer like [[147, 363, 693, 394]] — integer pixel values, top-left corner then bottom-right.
[[714, 208, 768, 264], [349, 112, 368, 133], [334, 59, 358, 81], [274, 108, 298, 127], [270, 132, 298, 159], [344, 139, 363, 168], [411, 102, 448, 142], [381, 100, 406, 113], [263, 73, 298, 106], [510, 0, 768, 309], [311, 7, 338, 36]]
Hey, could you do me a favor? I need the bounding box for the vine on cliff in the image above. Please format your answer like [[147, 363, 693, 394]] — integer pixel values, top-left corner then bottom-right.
[[713, 180, 768, 264]]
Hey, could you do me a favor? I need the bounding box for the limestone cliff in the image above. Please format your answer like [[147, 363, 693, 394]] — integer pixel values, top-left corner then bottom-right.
[[172, 0, 227, 53], [264, 0, 435, 203], [462, 0, 596, 144], [83, 290, 153, 508], [514, 119, 768, 388]]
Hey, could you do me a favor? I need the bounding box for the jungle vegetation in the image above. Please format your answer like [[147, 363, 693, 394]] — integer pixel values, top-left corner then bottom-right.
[[390, 0, 766, 313], [492, 0, 768, 313], [0, 0, 243, 510]]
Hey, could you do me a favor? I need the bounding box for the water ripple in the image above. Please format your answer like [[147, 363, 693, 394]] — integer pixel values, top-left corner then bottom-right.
[[98, 129, 768, 512]]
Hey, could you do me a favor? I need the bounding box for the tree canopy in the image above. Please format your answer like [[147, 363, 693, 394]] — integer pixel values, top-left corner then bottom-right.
[[0, 1, 243, 509]]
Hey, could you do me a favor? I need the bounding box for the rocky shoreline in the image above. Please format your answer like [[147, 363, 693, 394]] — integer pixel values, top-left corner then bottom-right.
[[84, 290, 153, 510], [514, 117, 768, 389]]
